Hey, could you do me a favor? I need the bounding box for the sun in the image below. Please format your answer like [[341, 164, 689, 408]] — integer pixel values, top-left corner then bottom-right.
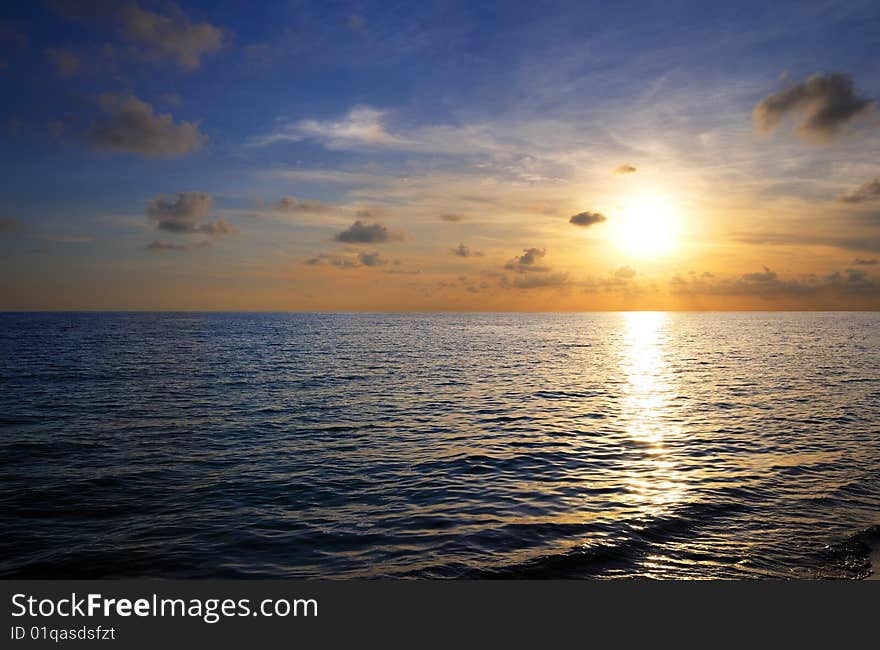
[[610, 194, 682, 258]]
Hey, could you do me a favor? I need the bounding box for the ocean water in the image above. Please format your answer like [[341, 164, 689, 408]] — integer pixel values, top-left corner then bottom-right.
[[1, 311, 878, 579]]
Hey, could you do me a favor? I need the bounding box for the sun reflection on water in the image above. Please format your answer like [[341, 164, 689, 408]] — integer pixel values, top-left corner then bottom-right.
[[619, 311, 687, 516]]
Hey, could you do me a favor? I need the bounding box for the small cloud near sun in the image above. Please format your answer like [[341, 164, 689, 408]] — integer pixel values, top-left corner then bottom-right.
[[614, 163, 637, 174], [569, 211, 607, 227]]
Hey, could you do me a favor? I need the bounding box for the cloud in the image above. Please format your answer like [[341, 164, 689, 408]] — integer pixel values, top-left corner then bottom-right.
[[671, 266, 879, 297], [334, 220, 404, 244], [450, 243, 483, 257], [147, 192, 233, 236], [254, 107, 402, 149], [854, 258, 878, 266], [735, 231, 880, 254], [357, 251, 387, 267], [614, 163, 637, 174], [53, 1, 224, 71], [614, 265, 636, 279], [0, 218, 25, 233], [46, 48, 81, 77], [440, 213, 465, 222], [146, 239, 211, 252], [503, 272, 568, 289], [275, 196, 333, 214], [504, 247, 551, 272], [118, 2, 224, 70], [752, 72, 875, 142], [86, 93, 206, 157], [305, 250, 389, 269], [569, 211, 607, 227], [501, 247, 568, 287], [840, 178, 880, 204]]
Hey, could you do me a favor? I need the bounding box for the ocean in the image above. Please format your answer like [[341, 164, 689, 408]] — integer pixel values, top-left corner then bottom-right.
[[1, 311, 878, 579]]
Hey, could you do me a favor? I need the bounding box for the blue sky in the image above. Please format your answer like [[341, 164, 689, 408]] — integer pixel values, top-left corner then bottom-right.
[[1, 0, 879, 309]]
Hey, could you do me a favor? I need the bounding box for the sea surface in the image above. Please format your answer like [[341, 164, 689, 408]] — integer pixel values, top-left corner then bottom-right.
[[1, 312, 879, 579]]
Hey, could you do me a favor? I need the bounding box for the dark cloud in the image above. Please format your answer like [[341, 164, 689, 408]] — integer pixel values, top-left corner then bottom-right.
[[614, 163, 637, 174], [358, 251, 386, 267], [569, 211, 607, 227], [504, 247, 550, 272], [840, 178, 880, 204], [753, 72, 875, 142], [614, 265, 636, 279], [450, 243, 483, 258], [671, 266, 879, 297], [0, 218, 25, 233], [147, 192, 233, 236], [276, 196, 333, 213], [305, 250, 389, 269], [501, 248, 568, 288], [334, 220, 404, 244], [440, 213, 465, 222], [854, 258, 878, 266], [87, 93, 206, 157], [146, 239, 211, 252], [53, 1, 224, 71]]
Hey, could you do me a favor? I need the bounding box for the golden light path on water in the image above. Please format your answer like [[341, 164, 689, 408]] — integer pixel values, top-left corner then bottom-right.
[[618, 312, 688, 530]]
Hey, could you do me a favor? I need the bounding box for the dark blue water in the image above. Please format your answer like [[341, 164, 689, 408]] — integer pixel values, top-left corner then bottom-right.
[[1, 312, 878, 578]]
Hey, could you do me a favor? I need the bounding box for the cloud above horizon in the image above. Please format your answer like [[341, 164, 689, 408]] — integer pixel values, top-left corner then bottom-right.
[[275, 196, 333, 214], [53, 0, 224, 70], [840, 178, 880, 203], [254, 107, 402, 149], [752, 72, 874, 142], [450, 243, 483, 258], [671, 266, 878, 297], [504, 247, 550, 273], [146, 239, 211, 252], [305, 250, 390, 269], [147, 192, 234, 236], [86, 93, 206, 157], [334, 220, 404, 244]]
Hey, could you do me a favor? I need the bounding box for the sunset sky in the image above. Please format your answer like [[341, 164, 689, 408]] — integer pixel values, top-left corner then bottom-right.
[[1, 0, 879, 310]]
